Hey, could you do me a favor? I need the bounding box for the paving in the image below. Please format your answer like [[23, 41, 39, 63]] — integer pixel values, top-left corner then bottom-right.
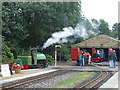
[[67, 61, 119, 66], [0, 68, 58, 85], [52, 63, 118, 72], [98, 72, 118, 89]]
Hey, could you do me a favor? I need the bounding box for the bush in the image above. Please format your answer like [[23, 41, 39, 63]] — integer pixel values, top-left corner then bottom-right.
[[2, 44, 15, 63], [46, 54, 54, 65], [57, 44, 70, 61]]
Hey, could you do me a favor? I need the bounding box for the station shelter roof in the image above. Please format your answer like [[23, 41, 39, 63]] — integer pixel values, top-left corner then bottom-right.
[[72, 34, 120, 48]]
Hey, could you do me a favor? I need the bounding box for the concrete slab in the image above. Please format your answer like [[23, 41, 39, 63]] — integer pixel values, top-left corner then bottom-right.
[[51, 65, 118, 72], [0, 69, 58, 85], [99, 72, 118, 89]]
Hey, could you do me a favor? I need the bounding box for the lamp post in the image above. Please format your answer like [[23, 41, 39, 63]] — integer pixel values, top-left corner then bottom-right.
[[55, 45, 61, 67]]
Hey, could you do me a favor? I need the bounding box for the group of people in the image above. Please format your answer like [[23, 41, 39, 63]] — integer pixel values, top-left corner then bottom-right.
[[78, 48, 118, 68], [78, 51, 91, 66], [108, 49, 118, 68], [92, 49, 105, 59]]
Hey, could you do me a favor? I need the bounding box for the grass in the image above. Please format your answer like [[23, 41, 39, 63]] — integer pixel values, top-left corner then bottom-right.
[[52, 72, 94, 88]]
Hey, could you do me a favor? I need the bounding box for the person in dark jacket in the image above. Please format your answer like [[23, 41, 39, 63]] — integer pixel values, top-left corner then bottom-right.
[[92, 53, 100, 58], [113, 50, 118, 68], [108, 49, 114, 68]]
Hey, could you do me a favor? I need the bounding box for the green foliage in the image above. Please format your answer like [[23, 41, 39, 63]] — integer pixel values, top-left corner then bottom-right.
[[118, 23, 120, 39], [46, 54, 54, 65], [2, 43, 14, 63], [2, 2, 81, 48], [2, 2, 29, 47], [109, 23, 119, 38], [91, 19, 99, 25], [90, 19, 119, 39], [91, 19, 111, 35], [0, 35, 2, 63], [57, 44, 70, 61], [2, 2, 81, 56], [99, 19, 110, 35]]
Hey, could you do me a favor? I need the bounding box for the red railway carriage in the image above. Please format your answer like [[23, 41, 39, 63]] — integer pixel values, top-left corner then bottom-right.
[[71, 48, 104, 62], [71, 48, 78, 61], [91, 58, 102, 62]]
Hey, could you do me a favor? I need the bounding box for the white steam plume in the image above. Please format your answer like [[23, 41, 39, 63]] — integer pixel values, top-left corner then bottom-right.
[[42, 27, 74, 49], [42, 20, 99, 49]]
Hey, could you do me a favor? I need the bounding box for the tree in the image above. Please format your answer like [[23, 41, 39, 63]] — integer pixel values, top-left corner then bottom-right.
[[0, 35, 2, 63], [91, 19, 100, 34], [2, 2, 82, 51], [99, 19, 110, 35], [20, 2, 81, 48], [2, 40, 14, 63], [57, 44, 70, 61], [109, 23, 119, 38], [2, 2, 29, 52], [46, 54, 54, 65], [118, 23, 120, 39]]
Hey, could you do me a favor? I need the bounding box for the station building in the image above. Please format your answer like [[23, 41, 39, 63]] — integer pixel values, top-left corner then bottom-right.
[[72, 34, 120, 61]]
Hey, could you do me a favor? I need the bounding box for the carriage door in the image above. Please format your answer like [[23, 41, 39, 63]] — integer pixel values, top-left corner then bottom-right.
[[92, 48, 96, 56], [71, 48, 78, 61]]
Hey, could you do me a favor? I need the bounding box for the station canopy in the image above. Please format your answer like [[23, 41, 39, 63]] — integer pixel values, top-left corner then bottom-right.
[[72, 34, 120, 48]]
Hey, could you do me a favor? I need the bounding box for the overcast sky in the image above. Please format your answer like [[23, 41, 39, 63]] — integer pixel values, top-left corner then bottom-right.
[[81, 0, 119, 29]]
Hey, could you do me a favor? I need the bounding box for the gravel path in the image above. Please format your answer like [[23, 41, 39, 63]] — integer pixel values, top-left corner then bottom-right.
[[19, 71, 81, 88]]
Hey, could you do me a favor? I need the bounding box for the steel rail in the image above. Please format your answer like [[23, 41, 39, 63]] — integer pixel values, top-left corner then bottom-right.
[[78, 64, 109, 89], [1, 70, 69, 89], [89, 65, 109, 88]]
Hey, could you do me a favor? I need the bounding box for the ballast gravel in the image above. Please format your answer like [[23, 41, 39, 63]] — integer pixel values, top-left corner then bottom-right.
[[19, 71, 81, 88]]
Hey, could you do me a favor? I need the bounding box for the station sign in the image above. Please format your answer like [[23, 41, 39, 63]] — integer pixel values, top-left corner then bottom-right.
[[1, 64, 11, 77]]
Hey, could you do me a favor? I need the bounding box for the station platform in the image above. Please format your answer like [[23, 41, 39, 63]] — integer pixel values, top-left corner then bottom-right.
[[0, 68, 58, 85], [67, 61, 119, 66], [53, 64, 118, 72], [98, 72, 118, 90]]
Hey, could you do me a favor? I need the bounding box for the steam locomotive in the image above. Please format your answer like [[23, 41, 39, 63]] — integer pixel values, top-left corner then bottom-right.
[[17, 48, 48, 69]]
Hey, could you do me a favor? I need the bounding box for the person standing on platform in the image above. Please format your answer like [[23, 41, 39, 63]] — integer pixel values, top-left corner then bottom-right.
[[79, 53, 83, 66], [113, 50, 118, 68], [108, 49, 114, 68], [83, 51, 88, 66], [82, 51, 86, 66], [100, 49, 105, 61], [86, 51, 91, 65]]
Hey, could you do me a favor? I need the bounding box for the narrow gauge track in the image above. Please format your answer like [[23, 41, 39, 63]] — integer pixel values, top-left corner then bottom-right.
[[78, 64, 109, 90], [1, 70, 69, 90]]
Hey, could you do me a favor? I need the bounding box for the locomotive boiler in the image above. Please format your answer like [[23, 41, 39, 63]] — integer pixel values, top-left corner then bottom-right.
[[17, 48, 48, 69]]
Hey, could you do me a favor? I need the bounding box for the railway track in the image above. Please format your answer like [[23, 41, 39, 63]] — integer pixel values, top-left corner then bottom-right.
[[1, 65, 111, 89], [1, 70, 69, 89], [78, 64, 109, 90]]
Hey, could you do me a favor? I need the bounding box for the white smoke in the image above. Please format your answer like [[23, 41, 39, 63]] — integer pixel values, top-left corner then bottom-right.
[[42, 27, 74, 49], [42, 20, 99, 49]]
